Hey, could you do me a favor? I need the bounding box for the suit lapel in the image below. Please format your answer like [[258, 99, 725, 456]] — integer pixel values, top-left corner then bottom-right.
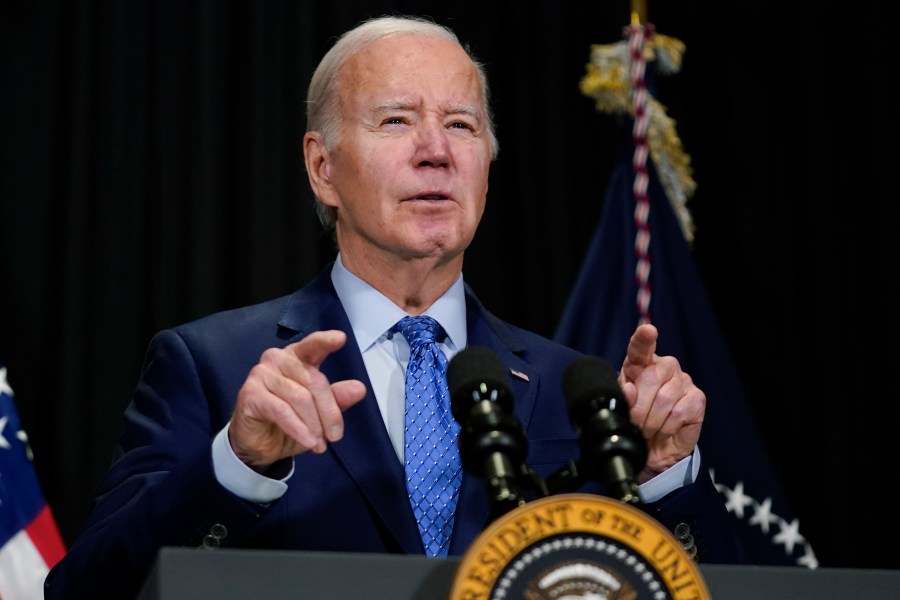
[[278, 266, 423, 554], [464, 286, 540, 430], [448, 287, 542, 553]]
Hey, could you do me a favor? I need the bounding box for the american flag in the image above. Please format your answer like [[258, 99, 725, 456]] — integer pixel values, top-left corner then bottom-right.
[[0, 363, 66, 599]]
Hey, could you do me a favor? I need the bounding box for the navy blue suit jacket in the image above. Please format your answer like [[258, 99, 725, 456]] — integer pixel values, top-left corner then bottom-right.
[[45, 263, 743, 598]]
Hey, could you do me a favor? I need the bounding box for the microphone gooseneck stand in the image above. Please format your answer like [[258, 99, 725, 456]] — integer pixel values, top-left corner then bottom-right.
[[449, 347, 648, 522]]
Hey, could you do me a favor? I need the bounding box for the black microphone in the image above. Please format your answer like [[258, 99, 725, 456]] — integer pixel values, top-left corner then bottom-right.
[[447, 346, 530, 519], [562, 355, 648, 505]]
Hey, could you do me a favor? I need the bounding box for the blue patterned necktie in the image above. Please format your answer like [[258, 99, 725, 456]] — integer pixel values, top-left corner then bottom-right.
[[395, 315, 462, 557]]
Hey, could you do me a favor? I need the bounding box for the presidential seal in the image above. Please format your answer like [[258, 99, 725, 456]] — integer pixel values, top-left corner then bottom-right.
[[449, 494, 710, 600]]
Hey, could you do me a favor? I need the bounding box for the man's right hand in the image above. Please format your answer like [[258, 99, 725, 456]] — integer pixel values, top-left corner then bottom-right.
[[228, 330, 367, 472]]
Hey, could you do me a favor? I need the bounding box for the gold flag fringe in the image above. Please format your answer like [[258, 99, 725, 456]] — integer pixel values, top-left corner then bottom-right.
[[580, 33, 696, 243]]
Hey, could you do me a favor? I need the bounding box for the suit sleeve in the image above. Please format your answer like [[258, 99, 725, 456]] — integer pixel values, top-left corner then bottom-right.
[[642, 454, 749, 564], [44, 329, 274, 599]]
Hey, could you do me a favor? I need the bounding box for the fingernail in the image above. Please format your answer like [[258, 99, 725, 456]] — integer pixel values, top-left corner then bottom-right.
[[329, 425, 343, 441]]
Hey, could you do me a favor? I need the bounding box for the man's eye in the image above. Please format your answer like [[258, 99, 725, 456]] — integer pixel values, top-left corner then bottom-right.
[[383, 117, 405, 125], [450, 121, 473, 130]]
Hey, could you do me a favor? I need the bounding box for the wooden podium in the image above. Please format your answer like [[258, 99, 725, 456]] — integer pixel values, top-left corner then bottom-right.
[[138, 546, 900, 599]]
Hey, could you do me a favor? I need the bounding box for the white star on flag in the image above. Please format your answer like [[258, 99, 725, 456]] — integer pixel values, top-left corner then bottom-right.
[[0, 366, 13, 396], [723, 480, 754, 519], [797, 545, 819, 569], [0, 415, 9, 450], [748, 497, 778, 534], [773, 518, 804, 555]]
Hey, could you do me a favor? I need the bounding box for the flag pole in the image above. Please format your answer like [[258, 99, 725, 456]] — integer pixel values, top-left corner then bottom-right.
[[624, 7, 653, 324], [631, 0, 647, 25]]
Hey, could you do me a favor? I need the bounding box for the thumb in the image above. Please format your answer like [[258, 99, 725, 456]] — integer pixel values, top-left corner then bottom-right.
[[331, 379, 367, 411]]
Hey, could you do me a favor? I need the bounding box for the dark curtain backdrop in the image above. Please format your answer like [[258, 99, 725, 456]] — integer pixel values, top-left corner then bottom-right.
[[2, 0, 898, 570]]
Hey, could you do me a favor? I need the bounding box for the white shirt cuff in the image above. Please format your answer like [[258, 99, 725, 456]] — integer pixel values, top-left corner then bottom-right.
[[637, 446, 701, 503], [211, 425, 292, 504]]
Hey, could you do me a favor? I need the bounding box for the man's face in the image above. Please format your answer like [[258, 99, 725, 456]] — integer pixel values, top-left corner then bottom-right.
[[317, 34, 492, 267]]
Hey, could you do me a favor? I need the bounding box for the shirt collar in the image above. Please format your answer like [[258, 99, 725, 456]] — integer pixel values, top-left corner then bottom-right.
[[331, 253, 467, 353]]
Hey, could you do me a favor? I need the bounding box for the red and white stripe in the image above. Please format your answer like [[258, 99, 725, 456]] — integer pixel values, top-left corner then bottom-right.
[[0, 507, 65, 600]]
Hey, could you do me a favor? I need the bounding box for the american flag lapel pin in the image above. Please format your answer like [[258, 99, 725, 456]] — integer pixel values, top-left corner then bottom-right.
[[509, 368, 529, 382]]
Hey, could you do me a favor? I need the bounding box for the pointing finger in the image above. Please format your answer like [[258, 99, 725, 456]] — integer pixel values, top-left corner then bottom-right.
[[288, 330, 349, 368], [625, 323, 659, 368]]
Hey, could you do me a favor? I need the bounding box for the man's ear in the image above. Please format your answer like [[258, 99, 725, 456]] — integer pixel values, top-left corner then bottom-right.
[[304, 132, 338, 208]]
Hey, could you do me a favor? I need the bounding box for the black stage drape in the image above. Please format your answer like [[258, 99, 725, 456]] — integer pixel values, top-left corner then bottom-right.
[[2, 0, 898, 569]]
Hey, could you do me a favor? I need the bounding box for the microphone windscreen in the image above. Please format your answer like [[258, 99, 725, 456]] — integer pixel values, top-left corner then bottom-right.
[[447, 346, 512, 420], [562, 355, 623, 415]]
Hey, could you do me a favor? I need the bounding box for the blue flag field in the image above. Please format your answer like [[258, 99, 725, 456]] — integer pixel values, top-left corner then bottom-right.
[[554, 156, 816, 567]]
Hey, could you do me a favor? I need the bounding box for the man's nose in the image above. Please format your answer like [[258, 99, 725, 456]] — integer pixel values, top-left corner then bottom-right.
[[414, 119, 451, 167]]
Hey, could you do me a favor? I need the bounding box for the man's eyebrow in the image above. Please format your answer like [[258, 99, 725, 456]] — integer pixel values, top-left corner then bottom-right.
[[447, 104, 480, 120], [372, 100, 417, 113]]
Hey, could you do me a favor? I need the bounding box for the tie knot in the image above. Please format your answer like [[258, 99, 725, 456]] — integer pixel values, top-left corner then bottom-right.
[[396, 315, 443, 347]]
